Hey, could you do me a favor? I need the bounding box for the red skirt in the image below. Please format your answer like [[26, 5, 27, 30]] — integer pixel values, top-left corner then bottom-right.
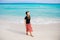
[[26, 24, 33, 32]]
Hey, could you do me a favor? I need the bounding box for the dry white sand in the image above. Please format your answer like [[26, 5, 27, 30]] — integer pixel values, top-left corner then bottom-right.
[[0, 20, 60, 40]]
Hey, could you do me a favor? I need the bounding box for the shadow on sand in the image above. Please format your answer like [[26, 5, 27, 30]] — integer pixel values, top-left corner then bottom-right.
[[6, 29, 25, 35]]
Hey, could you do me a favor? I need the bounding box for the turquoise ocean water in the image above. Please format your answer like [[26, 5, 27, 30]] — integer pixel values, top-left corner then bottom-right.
[[0, 3, 60, 18], [0, 3, 60, 24]]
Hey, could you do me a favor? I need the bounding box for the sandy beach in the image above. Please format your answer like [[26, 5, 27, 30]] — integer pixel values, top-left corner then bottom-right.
[[0, 19, 60, 40], [0, 2, 60, 40]]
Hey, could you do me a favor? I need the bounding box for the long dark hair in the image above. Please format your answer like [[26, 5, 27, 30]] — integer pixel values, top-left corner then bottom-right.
[[26, 11, 31, 19]]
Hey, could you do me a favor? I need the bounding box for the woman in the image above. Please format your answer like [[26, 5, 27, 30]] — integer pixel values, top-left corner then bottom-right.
[[24, 11, 33, 37]]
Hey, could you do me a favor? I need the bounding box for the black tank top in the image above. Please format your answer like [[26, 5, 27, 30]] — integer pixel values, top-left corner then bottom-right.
[[25, 16, 30, 24]]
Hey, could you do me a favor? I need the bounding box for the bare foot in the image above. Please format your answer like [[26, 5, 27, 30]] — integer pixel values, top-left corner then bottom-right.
[[26, 33, 28, 35], [30, 35, 34, 37]]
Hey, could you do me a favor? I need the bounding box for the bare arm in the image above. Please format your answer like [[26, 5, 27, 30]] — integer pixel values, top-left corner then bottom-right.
[[24, 19, 26, 26]]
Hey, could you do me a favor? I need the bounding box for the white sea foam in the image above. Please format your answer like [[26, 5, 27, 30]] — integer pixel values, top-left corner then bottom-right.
[[0, 15, 60, 24], [31, 17, 60, 24]]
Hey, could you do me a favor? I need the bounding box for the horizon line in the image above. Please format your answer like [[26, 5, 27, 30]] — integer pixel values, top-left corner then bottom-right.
[[0, 3, 60, 4]]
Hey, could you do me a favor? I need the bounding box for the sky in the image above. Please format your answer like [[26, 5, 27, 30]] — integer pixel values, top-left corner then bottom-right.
[[0, 0, 60, 3]]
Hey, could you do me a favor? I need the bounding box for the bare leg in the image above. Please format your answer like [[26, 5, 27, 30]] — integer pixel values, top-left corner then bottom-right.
[[30, 32, 33, 37], [26, 32, 28, 35]]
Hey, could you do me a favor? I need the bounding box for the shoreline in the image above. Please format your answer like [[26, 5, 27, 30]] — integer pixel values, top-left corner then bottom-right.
[[0, 15, 60, 40], [0, 15, 60, 25]]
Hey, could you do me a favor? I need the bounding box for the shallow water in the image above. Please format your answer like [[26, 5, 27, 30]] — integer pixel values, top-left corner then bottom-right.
[[0, 3, 60, 18], [0, 3, 60, 24]]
